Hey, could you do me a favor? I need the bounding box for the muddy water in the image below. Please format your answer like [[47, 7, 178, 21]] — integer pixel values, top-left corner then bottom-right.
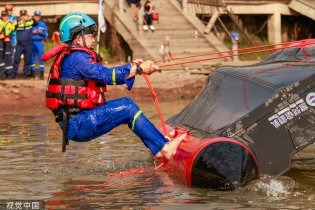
[[1, 100, 315, 209]]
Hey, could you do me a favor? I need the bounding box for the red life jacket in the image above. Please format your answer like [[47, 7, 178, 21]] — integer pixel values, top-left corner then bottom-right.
[[44, 46, 106, 111]]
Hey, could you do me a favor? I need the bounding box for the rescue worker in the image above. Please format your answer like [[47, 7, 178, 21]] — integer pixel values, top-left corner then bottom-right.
[[0, 10, 15, 79], [0, 15, 5, 79], [43, 12, 186, 159], [4, 4, 17, 59], [30, 10, 47, 80], [13, 9, 37, 79]]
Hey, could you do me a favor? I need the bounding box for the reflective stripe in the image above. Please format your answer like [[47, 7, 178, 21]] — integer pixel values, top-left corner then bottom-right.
[[112, 68, 116, 85], [131, 110, 143, 130], [17, 26, 32, 30], [0, 63, 4, 66], [30, 64, 35, 67], [39, 65, 45, 67], [5, 66, 13, 69], [59, 15, 83, 30]]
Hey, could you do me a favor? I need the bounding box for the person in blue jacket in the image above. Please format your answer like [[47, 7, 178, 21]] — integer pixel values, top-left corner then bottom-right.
[[45, 12, 186, 160], [30, 10, 48, 80]]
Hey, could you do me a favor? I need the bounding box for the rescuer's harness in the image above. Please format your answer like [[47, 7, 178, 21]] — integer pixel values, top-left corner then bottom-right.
[[43, 45, 106, 151]]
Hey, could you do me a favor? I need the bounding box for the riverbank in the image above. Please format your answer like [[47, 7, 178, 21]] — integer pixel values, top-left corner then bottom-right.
[[0, 70, 208, 113]]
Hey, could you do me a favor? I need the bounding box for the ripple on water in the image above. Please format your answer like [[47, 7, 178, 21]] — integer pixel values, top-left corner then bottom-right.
[[2, 103, 315, 209]]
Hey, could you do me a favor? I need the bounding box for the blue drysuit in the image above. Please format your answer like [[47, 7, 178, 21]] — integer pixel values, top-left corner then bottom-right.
[[60, 51, 168, 156], [31, 20, 48, 72]]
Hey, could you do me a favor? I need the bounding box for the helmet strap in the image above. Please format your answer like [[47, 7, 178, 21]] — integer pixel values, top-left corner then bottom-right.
[[81, 30, 88, 49]]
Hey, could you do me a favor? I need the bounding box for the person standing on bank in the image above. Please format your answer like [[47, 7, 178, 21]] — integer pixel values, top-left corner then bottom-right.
[[30, 10, 48, 80], [13, 9, 37, 79], [0, 10, 15, 79], [43, 12, 186, 159], [0, 14, 6, 79], [4, 4, 17, 59]]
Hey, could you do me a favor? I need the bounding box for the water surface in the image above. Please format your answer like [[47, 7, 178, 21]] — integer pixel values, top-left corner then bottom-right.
[[1, 100, 315, 209]]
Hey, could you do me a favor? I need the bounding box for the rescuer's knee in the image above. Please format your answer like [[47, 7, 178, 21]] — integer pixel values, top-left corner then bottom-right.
[[120, 97, 140, 116]]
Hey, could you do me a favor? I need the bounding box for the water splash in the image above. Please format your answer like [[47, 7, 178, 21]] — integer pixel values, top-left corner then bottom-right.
[[246, 175, 303, 199], [256, 178, 291, 197]]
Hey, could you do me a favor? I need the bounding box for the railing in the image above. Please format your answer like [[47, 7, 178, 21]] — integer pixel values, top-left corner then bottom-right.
[[187, 0, 290, 5], [179, 0, 290, 12], [188, 0, 225, 6], [1, 0, 97, 5]]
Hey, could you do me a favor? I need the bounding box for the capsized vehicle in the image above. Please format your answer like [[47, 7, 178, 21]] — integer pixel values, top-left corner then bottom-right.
[[163, 39, 315, 190]]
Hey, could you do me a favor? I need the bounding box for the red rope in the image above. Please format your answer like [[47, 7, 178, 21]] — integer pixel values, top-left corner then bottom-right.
[[158, 44, 308, 68], [154, 40, 303, 63], [107, 169, 145, 177], [156, 39, 315, 68], [243, 80, 250, 112], [141, 39, 315, 139], [142, 74, 189, 138]]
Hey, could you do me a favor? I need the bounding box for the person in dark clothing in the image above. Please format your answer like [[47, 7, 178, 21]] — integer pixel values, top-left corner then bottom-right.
[[12, 9, 37, 79], [126, 0, 141, 7], [143, 1, 155, 31]]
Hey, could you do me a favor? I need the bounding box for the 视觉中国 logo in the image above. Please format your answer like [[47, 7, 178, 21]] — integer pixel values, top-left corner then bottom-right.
[[306, 92, 315, 106]]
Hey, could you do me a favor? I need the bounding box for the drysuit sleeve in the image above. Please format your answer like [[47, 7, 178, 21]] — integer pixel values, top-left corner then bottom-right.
[[72, 52, 135, 90], [40, 22, 48, 38]]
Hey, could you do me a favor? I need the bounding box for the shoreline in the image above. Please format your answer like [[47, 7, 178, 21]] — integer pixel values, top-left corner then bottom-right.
[[0, 71, 208, 113]]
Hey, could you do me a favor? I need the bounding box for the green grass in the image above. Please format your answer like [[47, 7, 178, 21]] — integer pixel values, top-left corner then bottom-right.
[[224, 40, 274, 61], [44, 41, 55, 53]]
